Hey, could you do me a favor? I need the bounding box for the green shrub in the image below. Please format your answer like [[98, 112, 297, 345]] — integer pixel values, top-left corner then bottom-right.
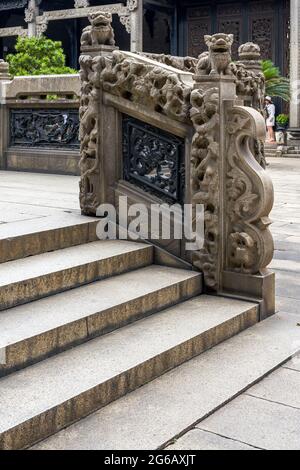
[[276, 113, 289, 126], [6, 36, 77, 76]]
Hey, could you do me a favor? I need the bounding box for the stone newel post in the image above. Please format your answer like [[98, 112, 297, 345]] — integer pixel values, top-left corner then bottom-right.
[[190, 34, 275, 318]]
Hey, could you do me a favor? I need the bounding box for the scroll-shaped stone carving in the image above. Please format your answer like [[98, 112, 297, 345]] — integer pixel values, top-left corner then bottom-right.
[[81, 12, 115, 47], [190, 86, 220, 288], [226, 106, 274, 274], [100, 51, 192, 123], [79, 54, 103, 214]]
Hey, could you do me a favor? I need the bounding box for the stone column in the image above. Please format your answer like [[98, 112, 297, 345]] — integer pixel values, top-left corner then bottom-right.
[[25, 0, 39, 37], [0, 60, 11, 169], [289, 0, 300, 142], [130, 0, 143, 52]]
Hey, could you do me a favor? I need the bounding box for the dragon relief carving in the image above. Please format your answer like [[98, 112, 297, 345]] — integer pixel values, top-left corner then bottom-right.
[[226, 107, 274, 274], [81, 12, 115, 47], [79, 54, 103, 214], [190, 86, 220, 288], [100, 51, 192, 123], [139, 53, 198, 74]]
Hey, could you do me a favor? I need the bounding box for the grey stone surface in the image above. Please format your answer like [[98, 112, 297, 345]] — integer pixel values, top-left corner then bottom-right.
[[0, 170, 79, 213], [198, 395, 300, 450], [283, 355, 300, 372], [247, 367, 300, 409], [168, 429, 257, 450], [276, 296, 300, 315], [33, 313, 300, 450], [1, 295, 258, 449]]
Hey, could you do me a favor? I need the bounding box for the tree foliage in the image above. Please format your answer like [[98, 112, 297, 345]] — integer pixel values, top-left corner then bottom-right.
[[6, 36, 77, 76], [261, 60, 290, 102]]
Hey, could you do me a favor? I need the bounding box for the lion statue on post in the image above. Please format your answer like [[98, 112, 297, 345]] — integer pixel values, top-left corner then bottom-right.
[[196, 33, 235, 76], [81, 12, 115, 47]]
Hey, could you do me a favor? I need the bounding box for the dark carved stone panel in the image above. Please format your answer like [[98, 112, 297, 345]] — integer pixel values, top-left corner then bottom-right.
[[10, 109, 80, 149], [123, 116, 185, 204]]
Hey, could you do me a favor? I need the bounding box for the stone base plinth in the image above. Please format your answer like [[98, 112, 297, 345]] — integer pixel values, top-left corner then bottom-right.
[[222, 270, 275, 320], [80, 45, 118, 57]]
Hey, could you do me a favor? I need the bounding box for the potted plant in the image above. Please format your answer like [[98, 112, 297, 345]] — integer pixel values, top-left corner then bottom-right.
[[276, 114, 289, 131]]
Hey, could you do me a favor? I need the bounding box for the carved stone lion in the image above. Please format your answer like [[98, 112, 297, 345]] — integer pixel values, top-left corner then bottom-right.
[[81, 12, 115, 47], [196, 33, 234, 76]]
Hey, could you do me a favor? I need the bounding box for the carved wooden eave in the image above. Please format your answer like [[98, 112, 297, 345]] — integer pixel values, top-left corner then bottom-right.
[[35, 1, 138, 36]]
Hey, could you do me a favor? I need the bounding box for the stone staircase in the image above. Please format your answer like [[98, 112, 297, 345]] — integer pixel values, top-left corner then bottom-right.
[[0, 213, 263, 450], [264, 143, 278, 158], [265, 143, 300, 159]]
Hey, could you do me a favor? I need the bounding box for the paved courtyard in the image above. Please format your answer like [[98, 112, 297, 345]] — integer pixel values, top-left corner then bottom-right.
[[170, 157, 300, 450], [0, 157, 299, 450]]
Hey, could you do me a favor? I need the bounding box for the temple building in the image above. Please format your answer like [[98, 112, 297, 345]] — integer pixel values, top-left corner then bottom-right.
[[0, 0, 299, 133]]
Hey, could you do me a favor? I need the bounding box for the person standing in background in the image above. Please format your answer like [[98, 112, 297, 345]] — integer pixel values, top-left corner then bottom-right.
[[265, 96, 276, 143]]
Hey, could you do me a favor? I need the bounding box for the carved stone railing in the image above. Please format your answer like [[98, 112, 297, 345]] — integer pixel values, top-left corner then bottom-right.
[[79, 19, 275, 319], [0, 71, 80, 175]]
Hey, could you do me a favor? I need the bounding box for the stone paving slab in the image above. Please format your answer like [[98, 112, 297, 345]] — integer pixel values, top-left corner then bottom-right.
[[168, 429, 257, 450], [247, 367, 300, 409], [197, 395, 300, 450], [276, 296, 300, 315]]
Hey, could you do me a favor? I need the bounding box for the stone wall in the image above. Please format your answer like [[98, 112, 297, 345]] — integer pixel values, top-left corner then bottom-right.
[[0, 71, 80, 175]]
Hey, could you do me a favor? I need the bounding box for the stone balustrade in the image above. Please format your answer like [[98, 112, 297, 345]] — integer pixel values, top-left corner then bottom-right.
[[0, 70, 80, 175], [78, 14, 275, 319]]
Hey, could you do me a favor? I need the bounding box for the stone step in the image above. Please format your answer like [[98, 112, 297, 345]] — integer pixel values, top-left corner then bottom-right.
[[0, 212, 99, 263], [32, 312, 300, 451], [0, 295, 258, 450], [0, 240, 153, 311], [0, 265, 202, 377], [282, 157, 300, 158]]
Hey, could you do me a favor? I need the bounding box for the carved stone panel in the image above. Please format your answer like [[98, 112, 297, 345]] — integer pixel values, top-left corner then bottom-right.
[[10, 109, 79, 149], [123, 116, 185, 204]]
